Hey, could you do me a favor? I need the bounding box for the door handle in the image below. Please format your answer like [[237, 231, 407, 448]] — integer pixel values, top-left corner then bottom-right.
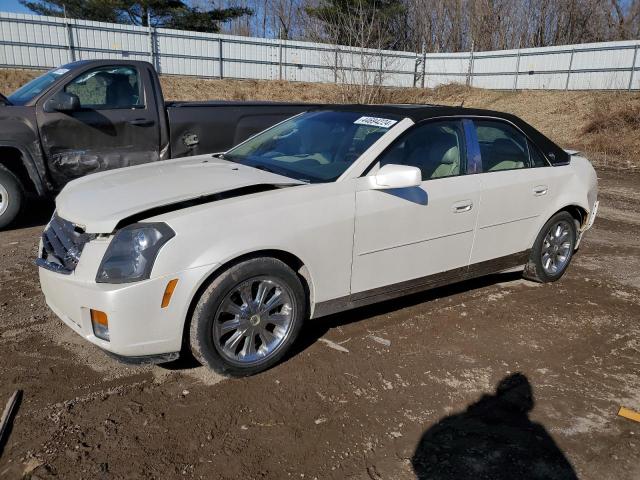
[[533, 185, 548, 196], [128, 118, 154, 127], [452, 200, 473, 213]]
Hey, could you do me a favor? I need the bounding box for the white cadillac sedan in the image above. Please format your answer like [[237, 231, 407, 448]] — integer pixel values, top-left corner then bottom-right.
[[37, 105, 598, 376]]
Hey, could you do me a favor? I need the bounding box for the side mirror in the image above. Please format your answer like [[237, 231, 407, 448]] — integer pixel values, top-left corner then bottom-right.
[[371, 164, 422, 190], [43, 91, 80, 113]]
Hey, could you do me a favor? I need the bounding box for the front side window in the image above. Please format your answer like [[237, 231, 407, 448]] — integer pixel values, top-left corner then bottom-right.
[[378, 120, 465, 181], [475, 120, 529, 172], [65, 66, 143, 109], [223, 110, 400, 183]]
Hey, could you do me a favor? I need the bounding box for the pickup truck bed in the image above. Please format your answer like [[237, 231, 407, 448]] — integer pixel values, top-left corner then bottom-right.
[[165, 101, 312, 158]]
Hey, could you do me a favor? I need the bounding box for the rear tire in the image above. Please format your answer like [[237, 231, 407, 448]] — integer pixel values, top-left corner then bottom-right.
[[0, 165, 24, 230], [189, 257, 307, 377], [523, 211, 577, 283]]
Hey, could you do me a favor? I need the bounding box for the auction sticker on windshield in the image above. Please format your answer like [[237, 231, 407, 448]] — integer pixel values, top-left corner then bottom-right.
[[354, 116, 397, 128]]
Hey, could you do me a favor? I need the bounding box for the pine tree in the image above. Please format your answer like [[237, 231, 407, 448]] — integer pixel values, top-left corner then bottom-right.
[[306, 0, 405, 49], [20, 0, 252, 32]]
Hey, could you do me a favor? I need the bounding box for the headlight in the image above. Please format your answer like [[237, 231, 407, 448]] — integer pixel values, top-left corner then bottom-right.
[[96, 223, 175, 284]]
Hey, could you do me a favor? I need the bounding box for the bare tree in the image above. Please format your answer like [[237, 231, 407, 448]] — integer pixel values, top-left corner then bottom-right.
[[306, 0, 399, 102]]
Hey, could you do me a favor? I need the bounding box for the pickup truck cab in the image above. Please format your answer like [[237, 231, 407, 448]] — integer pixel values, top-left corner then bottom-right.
[[0, 59, 311, 228]]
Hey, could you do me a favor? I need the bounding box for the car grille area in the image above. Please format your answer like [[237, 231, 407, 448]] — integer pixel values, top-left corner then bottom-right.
[[37, 214, 96, 274]]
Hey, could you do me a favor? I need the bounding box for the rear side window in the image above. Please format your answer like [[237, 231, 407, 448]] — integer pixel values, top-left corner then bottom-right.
[[475, 120, 529, 172], [378, 120, 465, 181], [65, 66, 143, 110], [528, 140, 550, 167]]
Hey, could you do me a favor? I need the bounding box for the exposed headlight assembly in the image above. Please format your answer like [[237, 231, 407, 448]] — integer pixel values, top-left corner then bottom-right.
[[96, 223, 175, 284]]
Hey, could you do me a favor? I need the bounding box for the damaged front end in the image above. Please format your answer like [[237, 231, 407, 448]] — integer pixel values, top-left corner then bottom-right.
[[36, 214, 96, 274]]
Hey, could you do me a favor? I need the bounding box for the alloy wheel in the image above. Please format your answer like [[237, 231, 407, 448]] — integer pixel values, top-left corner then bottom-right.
[[212, 277, 294, 365], [0, 183, 8, 217], [541, 220, 573, 275]]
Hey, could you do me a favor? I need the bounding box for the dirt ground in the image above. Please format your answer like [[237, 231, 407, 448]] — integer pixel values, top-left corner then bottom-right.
[[0, 166, 638, 479]]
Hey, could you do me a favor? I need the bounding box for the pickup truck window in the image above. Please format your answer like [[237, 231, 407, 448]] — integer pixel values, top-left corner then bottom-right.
[[7, 68, 67, 105], [65, 66, 143, 110]]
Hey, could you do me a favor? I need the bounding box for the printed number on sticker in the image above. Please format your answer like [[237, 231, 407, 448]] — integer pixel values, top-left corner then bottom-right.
[[354, 116, 397, 128]]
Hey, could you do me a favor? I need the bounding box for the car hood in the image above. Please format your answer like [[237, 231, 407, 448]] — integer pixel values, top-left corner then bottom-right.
[[55, 155, 304, 233]]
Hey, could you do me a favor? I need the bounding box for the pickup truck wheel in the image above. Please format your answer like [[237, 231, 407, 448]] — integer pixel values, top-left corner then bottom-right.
[[0, 165, 24, 229], [523, 211, 577, 283], [189, 257, 307, 377]]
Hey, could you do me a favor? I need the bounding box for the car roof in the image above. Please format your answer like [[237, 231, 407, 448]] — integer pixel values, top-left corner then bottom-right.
[[313, 103, 569, 165]]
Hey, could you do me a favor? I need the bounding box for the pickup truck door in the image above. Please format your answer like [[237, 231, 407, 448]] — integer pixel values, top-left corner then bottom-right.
[[351, 119, 481, 295], [35, 64, 161, 188]]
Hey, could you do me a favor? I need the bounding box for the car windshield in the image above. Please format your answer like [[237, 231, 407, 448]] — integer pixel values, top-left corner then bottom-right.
[[223, 110, 401, 183], [7, 67, 71, 105]]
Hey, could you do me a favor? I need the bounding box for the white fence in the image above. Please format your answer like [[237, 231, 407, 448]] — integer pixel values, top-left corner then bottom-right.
[[1, 11, 639, 90]]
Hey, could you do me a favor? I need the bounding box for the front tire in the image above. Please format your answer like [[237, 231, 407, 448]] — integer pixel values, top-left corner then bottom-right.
[[0, 165, 24, 230], [189, 257, 307, 377], [523, 211, 577, 283]]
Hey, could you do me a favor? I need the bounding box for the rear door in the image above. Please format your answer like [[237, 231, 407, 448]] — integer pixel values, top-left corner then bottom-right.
[[351, 119, 481, 295], [469, 118, 559, 264], [36, 64, 161, 188]]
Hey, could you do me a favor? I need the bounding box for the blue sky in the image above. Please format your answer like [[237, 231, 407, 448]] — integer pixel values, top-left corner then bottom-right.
[[0, 0, 31, 14]]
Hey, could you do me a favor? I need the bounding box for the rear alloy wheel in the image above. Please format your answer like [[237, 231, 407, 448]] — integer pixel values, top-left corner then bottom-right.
[[0, 165, 24, 230], [189, 258, 306, 376], [524, 211, 577, 283]]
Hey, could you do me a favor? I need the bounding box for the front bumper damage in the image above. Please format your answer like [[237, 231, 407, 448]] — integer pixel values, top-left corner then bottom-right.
[[38, 261, 214, 360]]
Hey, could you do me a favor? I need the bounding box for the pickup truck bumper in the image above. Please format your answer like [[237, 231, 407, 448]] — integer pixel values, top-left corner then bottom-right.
[[38, 264, 214, 359]]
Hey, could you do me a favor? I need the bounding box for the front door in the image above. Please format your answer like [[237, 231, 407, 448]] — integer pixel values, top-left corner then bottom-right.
[[351, 120, 481, 295], [36, 64, 160, 188]]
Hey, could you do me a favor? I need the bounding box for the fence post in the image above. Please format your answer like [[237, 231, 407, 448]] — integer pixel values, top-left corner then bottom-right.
[[278, 39, 283, 81], [147, 12, 154, 66], [565, 48, 575, 90], [378, 51, 384, 86], [334, 46, 338, 83], [513, 48, 521, 91], [218, 38, 224, 79], [65, 22, 75, 62], [466, 51, 474, 87], [421, 42, 426, 89], [629, 44, 639, 92]]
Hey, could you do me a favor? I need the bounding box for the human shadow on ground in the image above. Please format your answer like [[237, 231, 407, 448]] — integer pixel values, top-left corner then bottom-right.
[[411, 373, 578, 480]]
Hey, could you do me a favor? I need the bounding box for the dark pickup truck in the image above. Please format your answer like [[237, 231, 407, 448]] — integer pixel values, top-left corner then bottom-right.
[[0, 59, 312, 228]]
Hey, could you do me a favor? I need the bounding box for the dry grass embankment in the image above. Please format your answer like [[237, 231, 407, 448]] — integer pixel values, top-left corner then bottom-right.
[[2, 68, 638, 169]]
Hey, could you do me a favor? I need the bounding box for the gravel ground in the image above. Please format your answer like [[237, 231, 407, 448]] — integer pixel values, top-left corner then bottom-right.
[[0, 169, 638, 480]]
